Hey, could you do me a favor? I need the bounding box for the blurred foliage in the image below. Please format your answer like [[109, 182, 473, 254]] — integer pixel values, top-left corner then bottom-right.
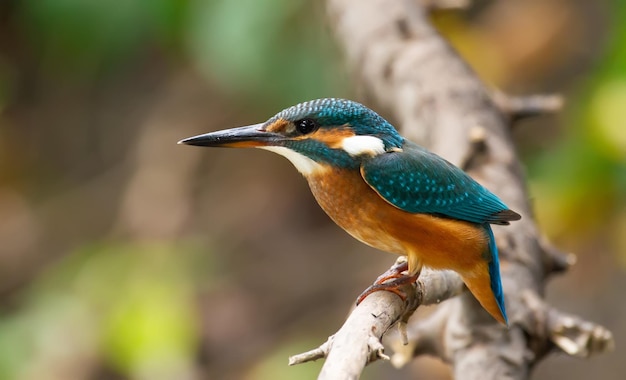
[[0, 243, 202, 379], [18, 0, 187, 75], [528, 0, 626, 248], [0, 0, 624, 379], [16, 0, 346, 101], [186, 0, 346, 103]]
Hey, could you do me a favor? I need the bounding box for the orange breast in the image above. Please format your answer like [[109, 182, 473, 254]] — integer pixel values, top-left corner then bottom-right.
[[306, 168, 489, 275]]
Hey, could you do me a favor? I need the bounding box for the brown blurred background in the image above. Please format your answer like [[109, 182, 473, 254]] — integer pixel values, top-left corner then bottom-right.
[[0, 0, 624, 379]]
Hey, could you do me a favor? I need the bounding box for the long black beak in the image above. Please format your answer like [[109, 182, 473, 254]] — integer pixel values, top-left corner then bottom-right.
[[178, 123, 283, 148]]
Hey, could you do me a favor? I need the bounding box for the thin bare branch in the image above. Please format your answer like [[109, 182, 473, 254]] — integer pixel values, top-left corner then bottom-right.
[[547, 310, 615, 358], [492, 91, 564, 121], [423, 0, 471, 11], [289, 337, 333, 366], [521, 290, 615, 358], [539, 235, 577, 275]]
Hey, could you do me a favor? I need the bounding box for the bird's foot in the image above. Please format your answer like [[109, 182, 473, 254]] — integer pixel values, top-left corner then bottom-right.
[[356, 260, 419, 305]]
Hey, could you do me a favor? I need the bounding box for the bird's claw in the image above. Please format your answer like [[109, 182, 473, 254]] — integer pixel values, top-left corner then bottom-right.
[[356, 260, 418, 305]]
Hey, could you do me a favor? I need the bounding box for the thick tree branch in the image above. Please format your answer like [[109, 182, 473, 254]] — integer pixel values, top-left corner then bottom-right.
[[311, 0, 615, 378]]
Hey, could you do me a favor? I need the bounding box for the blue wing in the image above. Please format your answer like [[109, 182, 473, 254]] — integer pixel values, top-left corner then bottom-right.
[[361, 141, 519, 225]]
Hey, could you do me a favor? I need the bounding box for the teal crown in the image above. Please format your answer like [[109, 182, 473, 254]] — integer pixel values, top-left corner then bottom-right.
[[267, 98, 405, 150]]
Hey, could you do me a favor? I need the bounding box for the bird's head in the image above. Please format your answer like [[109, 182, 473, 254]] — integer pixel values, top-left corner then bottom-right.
[[179, 98, 404, 175]]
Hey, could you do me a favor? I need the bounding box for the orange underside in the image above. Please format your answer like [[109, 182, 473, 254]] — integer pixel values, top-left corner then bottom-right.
[[307, 167, 505, 323]]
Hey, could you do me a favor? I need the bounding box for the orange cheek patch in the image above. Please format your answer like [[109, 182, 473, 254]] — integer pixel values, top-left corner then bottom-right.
[[307, 128, 355, 148], [265, 118, 290, 133]]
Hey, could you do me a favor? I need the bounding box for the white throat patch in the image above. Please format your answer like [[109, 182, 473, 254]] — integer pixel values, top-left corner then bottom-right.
[[340, 135, 386, 157], [259, 146, 326, 176]]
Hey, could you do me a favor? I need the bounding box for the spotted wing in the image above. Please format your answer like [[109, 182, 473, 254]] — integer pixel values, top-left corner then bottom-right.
[[360, 141, 519, 225]]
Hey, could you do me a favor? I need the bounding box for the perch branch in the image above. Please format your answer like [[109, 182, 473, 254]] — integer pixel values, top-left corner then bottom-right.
[[289, 260, 465, 378]]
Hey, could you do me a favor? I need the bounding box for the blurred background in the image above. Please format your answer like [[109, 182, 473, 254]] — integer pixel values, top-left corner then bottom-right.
[[0, 0, 623, 379]]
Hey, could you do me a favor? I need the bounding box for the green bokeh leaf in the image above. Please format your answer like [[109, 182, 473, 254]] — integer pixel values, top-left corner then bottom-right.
[[0, 242, 203, 379]]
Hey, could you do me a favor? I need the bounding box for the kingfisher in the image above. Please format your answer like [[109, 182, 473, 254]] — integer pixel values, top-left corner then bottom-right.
[[179, 98, 520, 324]]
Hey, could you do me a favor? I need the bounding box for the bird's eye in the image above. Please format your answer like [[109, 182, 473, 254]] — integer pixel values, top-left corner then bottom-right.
[[294, 118, 318, 134]]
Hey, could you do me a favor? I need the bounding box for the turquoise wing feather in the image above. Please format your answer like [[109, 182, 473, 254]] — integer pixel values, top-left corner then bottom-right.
[[361, 141, 518, 224]]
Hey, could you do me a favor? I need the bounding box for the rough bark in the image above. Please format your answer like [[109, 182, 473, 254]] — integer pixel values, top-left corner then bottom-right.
[[290, 1, 613, 379]]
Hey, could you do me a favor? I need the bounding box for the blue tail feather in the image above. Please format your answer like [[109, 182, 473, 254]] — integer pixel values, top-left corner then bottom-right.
[[485, 224, 508, 324]]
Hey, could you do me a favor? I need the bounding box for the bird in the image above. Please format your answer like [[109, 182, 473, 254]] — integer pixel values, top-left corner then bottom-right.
[[179, 98, 521, 324]]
